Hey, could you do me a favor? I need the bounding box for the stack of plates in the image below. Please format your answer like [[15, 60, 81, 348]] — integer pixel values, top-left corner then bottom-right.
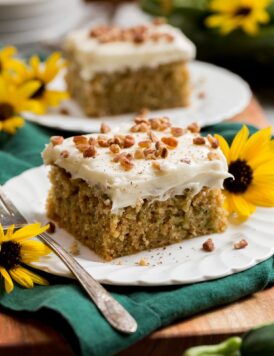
[[0, 0, 85, 45]]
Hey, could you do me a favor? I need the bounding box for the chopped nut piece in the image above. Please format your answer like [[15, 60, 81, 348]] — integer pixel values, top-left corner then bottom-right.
[[139, 123, 150, 132], [76, 144, 90, 153], [148, 130, 158, 143], [134, 116, 149, 125], [160, 146, 168, 158], [159, 122, 171, 131], [134, 149, 144, 159], [207, 134, 219, 149], [60, 150, 69, 158], [171, 127, 184, 137], [98, 138, 109, 147], [73, 136, 88, 145], [138, 259, 149, 266], [109, 144, 120, 154], [187, 122, 200, 133], [161, 136, 178, 148], [50, 136, 64, 146], [193, 136, 206, 145], [207, 152, 219, 161], [234, 239, 248, 249], [152, 161, 161, 171], [124, 135, 135, 148], [88, 137, 97, 145], [149, 118, 160, 130], [83, 146, 97, 158], [47, 221, 56, 234], [138, 140, 151, 148], [100, 123, 111, 133], [144, 148, 157, 160], [70, 241, 80, 256], [120, 156, 134, 171], [180, 158, 191, 164], [202, 238, 214, 252], [113, 135, 124, 147], [59, 108, 70, 115]]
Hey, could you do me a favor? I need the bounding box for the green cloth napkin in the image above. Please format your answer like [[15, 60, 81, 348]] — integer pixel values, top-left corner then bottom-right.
[[0, 122, 273, 356]]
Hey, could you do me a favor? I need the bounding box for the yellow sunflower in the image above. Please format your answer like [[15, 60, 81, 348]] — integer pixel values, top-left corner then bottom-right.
[[0, 46, 24, 74], [205, 0, 271, 35], [0, 223, 51, 293], [16, 52, 68, 114], [0, 75, 42, 134], [215, 125, 274, 221]]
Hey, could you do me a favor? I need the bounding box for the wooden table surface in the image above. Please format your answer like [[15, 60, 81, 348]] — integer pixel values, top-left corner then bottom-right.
[[0, 97, 273, 356]]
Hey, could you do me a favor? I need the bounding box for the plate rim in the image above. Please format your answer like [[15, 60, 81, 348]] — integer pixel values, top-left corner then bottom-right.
[[23, 60, 252, 133], [2, 165, 273, 286]]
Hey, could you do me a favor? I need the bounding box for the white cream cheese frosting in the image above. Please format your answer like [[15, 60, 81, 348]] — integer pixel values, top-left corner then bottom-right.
[[64, 23, 196, 80], [42, 120, 231, 213]]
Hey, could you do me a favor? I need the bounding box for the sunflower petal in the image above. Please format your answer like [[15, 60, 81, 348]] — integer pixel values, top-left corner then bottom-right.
[[241, 127, 272, 161], [215, 134, 230, 163], [244, 183, 274, 207], [0, 267, 14, 293], [18, 266, 49, 286], [18, 80, 41, 99], [230, 125, 249, 161], [9, 267, 34, 288], [230, 194, 256, 218], [12, 223, 49, 242]]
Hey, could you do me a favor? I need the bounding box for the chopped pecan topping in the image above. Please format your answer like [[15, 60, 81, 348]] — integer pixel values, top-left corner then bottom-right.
[[207, 152, 219, 161], [89, 24, 174, 44], [138, 140, 151, 148], [134, 148, 145, 159], [124, 135, 135, 148], [187, 122, 200, 133], [109, 144, 120, 154], [180, 158, 191, 164], [161, 136, 178, 148], [234, 239, 248, 249], [144, 148, 157, 160], [60, 150, 69, 158], [160, 146, 168, 158], [120, 156, 134, 171], [149, 118, 160, 130], [83, 146, 97, 158], [76, 144, 90, 153], [73, 136, 88, 145], [171, 127, 184, 137], [97, 135, 109, 147], [88, 137, 97, 145], [148, 130, 158, 143], [100, 123, 111, 134], [202, 238, 215, 252], [152, 161, 161, 171], [113, 135, 124, 147], [134, 116, 150, 125], [207, 134, 219, 149], [193, 136, 206, 145], [50, 136, 64, 146]]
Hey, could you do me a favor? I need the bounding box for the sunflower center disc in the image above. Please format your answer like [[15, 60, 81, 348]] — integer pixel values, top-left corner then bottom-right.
[[224, 159, 253, 194], [0, 241, 21, 270], [235, 6, 252, 16], [0, 103, 15, 121]]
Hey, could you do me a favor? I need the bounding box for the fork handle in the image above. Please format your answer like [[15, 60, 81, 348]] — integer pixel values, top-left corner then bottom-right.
[[39, 232, 137, 334]]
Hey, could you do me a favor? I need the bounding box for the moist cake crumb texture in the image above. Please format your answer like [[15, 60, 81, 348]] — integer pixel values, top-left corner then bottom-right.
[[64, 23, 196, 117], [43, 117, 231, 260]]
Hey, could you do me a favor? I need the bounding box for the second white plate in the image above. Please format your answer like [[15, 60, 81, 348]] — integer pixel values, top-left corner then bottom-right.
[[24, 61, 251, 133], [3, 165, 273, 286]]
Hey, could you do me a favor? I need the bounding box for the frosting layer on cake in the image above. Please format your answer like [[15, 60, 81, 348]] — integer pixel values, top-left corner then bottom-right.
[[64, 23, 196, 80], [43, 120, 231, 212]]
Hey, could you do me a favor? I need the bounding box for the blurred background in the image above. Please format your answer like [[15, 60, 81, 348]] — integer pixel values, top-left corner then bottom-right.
[[0, 0, 273, 125]]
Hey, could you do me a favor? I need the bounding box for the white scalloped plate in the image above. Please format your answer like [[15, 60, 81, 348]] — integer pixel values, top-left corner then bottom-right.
[[3, 166, 274, 286], [23, 61, 251, 133]]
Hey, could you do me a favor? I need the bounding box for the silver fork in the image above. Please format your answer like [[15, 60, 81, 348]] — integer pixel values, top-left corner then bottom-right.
[[0, 185, 137, 334]]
